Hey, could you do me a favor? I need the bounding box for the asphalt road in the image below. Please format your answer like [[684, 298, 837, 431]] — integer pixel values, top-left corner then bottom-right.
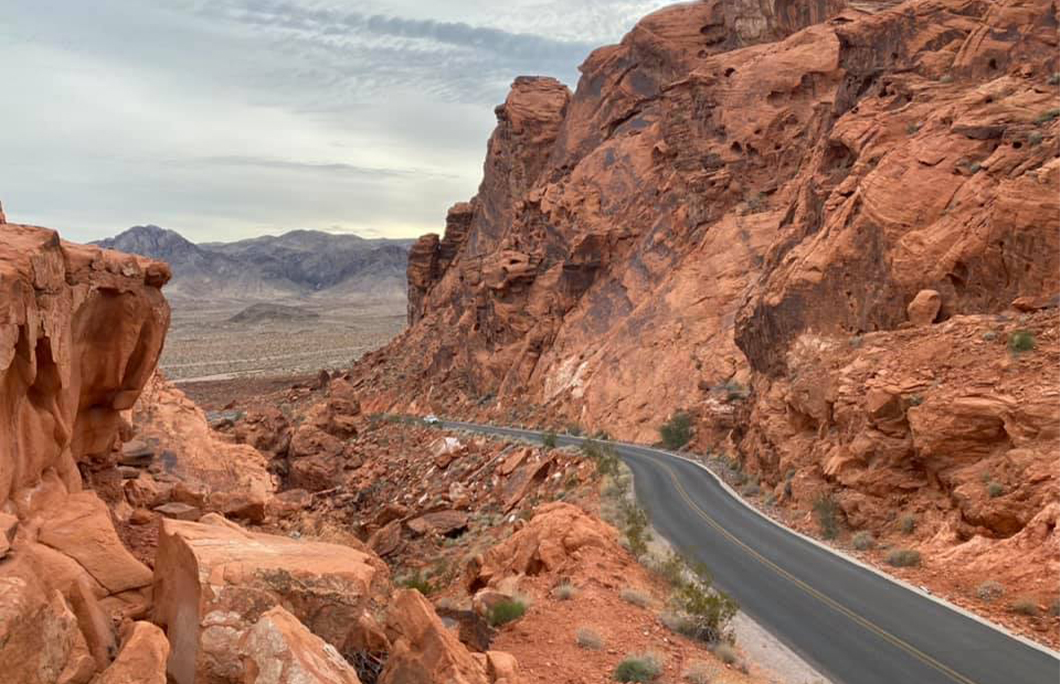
[[443, 420, 1060, 684]]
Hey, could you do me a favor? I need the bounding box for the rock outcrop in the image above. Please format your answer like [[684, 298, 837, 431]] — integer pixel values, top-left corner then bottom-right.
[[350, 0, 1060, 636], [152, 515, 387, 684], [380, 589, 488, 684]]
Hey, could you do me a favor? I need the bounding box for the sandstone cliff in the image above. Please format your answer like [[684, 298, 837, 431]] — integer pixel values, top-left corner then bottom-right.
[[357, 0, 1060, 632]]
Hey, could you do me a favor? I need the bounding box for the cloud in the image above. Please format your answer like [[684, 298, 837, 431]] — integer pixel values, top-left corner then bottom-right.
[[195, 156, 461, 180]]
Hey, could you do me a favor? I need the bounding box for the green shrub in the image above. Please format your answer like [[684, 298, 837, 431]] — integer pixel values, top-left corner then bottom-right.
[[623, 502, 652, 557], [1028, 131, 1044, 146], [673, 579, 739, 643], [887, 549, 921, 567], [813, 494, 840, 539], [553, 582, 577, 600], [620, 588, 652, 608], [986, 481, 1004, 498], [712, 643, 738, 665], [584, 440, 621, 477], [576, 627, 604, 650], [653, 551, 688, 588], [488, 599, 527, 627], [397, 571, 434, 595], [1011, 597, 1039, 617], [899, 514, 916, 535], [613, 653, 663, 682], [1050, 73, 1060, 86], [976, 581, 1004, 602], [565, 423, 583, 436], [1008, 330, 1035, 353], [1035, 108, 1060, 125], [542, 432, 558, 449], [906, 122, 922, 135], [660, 412, 693, 450], [852, 531, 875, 551]]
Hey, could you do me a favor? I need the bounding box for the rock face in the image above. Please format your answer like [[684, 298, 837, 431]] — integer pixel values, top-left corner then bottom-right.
[[152, 516, 387, 684], [96, 622, 170, 684], [380, 590, 488, 684], [352, 0, 1059, 622], [0, 222, 170, 507]]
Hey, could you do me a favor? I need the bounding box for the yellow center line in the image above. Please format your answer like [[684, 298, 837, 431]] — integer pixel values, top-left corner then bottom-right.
[[641, 454, 981, 684]]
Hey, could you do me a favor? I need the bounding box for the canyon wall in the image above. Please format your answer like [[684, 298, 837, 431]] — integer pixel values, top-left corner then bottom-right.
[[358, 0, 1060, 593]]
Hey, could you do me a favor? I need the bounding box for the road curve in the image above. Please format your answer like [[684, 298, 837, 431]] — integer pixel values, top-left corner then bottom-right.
[[442, 420, 1060, 684]]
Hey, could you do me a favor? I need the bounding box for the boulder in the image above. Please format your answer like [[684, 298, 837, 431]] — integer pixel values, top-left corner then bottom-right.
[[486, 651, 520, 683], [467, 503, 618, 590], [96, 622, 169, 684], [37, 491, 153, 595], [0, 512, 17, 558], [380, 590, 488, 684], [907, 290, 942, 327], [406, 510, 469, 537], [153, 517, 384, 684], [241, 607, 362, 684], [153, 502, 201, 521]]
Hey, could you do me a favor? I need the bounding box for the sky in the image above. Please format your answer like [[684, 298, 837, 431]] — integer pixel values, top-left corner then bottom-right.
[[0, 0, 673, 243]]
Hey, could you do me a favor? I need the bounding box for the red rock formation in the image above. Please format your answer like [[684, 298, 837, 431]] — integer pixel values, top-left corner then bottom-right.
[[0, 223, 170, 505], [352, 0, 1059, 632]]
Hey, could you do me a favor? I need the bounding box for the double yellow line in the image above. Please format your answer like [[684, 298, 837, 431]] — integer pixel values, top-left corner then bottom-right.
[[653, 457, 980, 684]]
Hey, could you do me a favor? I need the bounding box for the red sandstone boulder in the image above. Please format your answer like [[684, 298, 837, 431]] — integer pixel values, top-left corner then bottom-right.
[[153, 516, 386, 684], [96, 622, 169, 684], [380, 590, 489, 684], [241, 607, 363, 684]]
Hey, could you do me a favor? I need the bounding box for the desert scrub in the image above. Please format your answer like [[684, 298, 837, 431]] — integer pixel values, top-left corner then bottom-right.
[[1028, 131, 1044, 146], [657, 552, 739, 644], [741, 481, 761, 497], [682, 661, 716, 684], [852, 531, 876, 551], [712, 642, 739, 665], [488, 598, 527, 627], [553, 581, 578, 601], [813, 494, 840, 539], [613, 653, 663, 682], [396, 570, 435, 595], [622, 501, 652, 557], [906, 122, 922, 134], [576, 627, 604, 650], [659, 412, 693, 450], [899, 514, 916, 535], [1035, 108, 1060, 124], [1011, 597, 1040, 617], [653, 551, 688, 588], [887, 549, 921, 567], [1008, 330, 1035, 353], [976, 581, 1004, 602], [542, 431, 558, 448], [620, 588, 652, 608], [986, 481, 1005, 498]]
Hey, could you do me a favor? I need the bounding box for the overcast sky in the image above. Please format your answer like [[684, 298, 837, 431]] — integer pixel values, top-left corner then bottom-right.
[[0, 0, 671, 243]]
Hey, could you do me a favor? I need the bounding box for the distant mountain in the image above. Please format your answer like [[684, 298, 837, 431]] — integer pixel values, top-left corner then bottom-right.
[[94, 225, 413, 302]]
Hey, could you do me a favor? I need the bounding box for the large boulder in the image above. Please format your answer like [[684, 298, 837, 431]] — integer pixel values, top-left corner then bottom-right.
[[96, 622, 170, 684], [153, 516, 387, 684], [241, 607, 362, 684], [380, 590, 488, 684]]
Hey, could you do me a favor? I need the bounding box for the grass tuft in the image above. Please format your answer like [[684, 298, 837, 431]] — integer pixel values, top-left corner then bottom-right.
[[487, 599, 527, 627], [887, 548, 921, 567]]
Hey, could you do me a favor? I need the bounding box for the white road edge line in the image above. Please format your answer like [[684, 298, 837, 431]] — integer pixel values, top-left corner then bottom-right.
[[446, 420, 1060, 661]]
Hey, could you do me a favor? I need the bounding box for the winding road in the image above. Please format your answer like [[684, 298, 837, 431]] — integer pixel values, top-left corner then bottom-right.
[[442, 420, 1060, 684]]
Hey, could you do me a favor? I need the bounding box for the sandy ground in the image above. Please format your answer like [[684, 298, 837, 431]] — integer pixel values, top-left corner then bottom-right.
[[161, 297, 405, 381]]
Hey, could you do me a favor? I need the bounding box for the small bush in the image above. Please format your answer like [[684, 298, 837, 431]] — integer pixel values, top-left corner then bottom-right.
[[1035, 108, 1060, 125], [682, 662, 716, 684], [488, 599, 527, 627], [1008, 330, 1035, 353], [1050, 73, 1060, 86], [553, 582, 578, 601], [899, 514, 916, 535], [887, 549, 921, 567], [1011, 597, 1040, 617], [741, 481, 761, 497], [712, 643, 739, 665], [660, 412, 693, 450], [852, 531, 875, 551], [542, 432, 558, 449], [1028, 131, 1044, 146], [906, 122, 922, 135], [986, 481, 1004, 498], [620, 588, 652, 608], [976, 581, 1004, 602], [940, 74, 954, 84], [813, 494, 840, 539], [653, 551, 688, 588], [576, 627, 604, 650], [623, 502, 652, 557], [671, 576, 739, 644], [397, 571, 434, 595], [566, 423, 583, 436], [613, 653, 663, 682]]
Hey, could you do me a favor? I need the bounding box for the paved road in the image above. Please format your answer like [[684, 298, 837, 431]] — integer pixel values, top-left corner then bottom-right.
[[443, 420, 1060, 684]]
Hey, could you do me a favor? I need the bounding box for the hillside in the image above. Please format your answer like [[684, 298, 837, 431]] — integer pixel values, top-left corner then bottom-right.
[[350, 0, 1060, 636], [95, 224, 413, 302]]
